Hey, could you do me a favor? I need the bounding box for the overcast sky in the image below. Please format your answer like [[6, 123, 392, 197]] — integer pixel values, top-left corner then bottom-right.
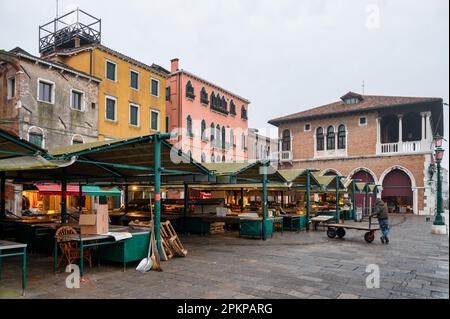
[[1, 0, 448, 167]]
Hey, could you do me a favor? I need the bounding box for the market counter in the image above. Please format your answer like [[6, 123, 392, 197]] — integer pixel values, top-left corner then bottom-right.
[[239, 218, 274, 239], [282, 214, 307, 231]]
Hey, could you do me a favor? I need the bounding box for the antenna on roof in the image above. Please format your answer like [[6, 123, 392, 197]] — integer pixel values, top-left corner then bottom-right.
[[362, 80, 365, 95], [56, 0, 59, 29]]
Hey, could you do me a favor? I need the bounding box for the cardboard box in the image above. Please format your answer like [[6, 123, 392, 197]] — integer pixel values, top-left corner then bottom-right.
[[79, 205, 109, 235]]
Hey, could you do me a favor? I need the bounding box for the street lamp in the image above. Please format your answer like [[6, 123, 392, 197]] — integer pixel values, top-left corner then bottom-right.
[[432, 134, 446, 234]]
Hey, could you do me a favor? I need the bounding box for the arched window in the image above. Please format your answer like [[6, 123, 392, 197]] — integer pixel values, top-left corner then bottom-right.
[[201, 153, 206, 163], [216, 155, 221, 163], [242, 133, 246, 151], [186, 81, 195, 99], [187, 115, 193, 137], [222, 155, 226, 162], [216, 125, 221, 147], [282, 129, 291, 152], [210, 92, 216, 107], [200, 87, 209, 104], [72, 135, 84, 145], [230, 129, 235, 147], [201, 120, 207, 140], [210, 123, 215, 142], [327, 126, 335, 150], [211, 153, 215, 163], [222, 96, 227, 111], [241, 106, 247, 120], [28, 126, 44, 148], [338, 125, 346, 149], [316, 127, 324, 151], [221, 127, 226, 149], [230, 100, 236, 115]]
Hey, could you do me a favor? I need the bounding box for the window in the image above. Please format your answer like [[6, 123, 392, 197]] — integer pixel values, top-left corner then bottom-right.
[[359, 117, 367, 126], [210, 92, 216, 107], [282, 130, 291, 151], [241, 106, 247, 120], [105, 96, 117, 121], [230, 100, 236, 115], [151, 78, 159, 97], [201, 153, 206, 163], [201, 120, 207, 140], [165, 116, 169, 133], [345, 98, 360, 105], [165, 87, 171, 101], [211, 154, 215, 163], [72, 135, 84, 145], [327, 126, 335, 150], [187, 115, 193, 137], [38, 79, 54, 103], [210, 123, 215, 142], [304, 124, 311, 132], [222, 97, 227, 111], [129, 104, 140, 127], [151, 110, 160, 131], [106, 60, 117, 81], [316, 127, 324, 151], [230, 129, 235, 147], [242, 133, 246, 151], [338, 125, 346, 149], [222, 155, 226, 163], [70, 90, 84, 111], [7, 77, 15, 99], [216, 125, 221, 146], [28, 127, 44, 148], [222, 127, 226, 149], [200, 87, 209, 104], [130, 70, 139, 90], [186, 81, 195, 99]]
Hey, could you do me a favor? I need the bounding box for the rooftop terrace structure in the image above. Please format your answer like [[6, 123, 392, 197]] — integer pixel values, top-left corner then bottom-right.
[[39, 8, 101, 55]]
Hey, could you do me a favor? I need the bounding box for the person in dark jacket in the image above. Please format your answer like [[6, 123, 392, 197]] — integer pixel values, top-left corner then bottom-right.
[[371, 199, 390, 244]]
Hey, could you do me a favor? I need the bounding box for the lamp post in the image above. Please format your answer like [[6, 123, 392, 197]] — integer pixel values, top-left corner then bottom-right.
[[432, 135, 446, 234]]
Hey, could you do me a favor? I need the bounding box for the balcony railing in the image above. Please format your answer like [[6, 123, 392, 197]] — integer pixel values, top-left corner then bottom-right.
[[380, 141, 424, 154], [279, 151, 293, 162]]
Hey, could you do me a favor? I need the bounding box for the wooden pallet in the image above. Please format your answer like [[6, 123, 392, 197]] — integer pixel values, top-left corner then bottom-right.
[[160, 221, 187, 257], [210, 222, 225, 234]]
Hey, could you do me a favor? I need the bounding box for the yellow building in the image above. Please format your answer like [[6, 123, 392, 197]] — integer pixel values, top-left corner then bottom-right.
[[43, 44, 168, 140]]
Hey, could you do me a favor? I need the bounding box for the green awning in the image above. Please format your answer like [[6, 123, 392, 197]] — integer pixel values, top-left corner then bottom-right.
[[82, 186, 122, 197], [0, 155, 74, 172]]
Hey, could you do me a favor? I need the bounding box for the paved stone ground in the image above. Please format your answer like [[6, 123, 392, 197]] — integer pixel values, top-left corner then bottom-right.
[[0, 215, 448, 299]]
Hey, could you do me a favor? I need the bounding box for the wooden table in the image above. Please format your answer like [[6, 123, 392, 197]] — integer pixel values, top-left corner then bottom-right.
[[0, 240, 27, 296], [54, 228, 149, 278]]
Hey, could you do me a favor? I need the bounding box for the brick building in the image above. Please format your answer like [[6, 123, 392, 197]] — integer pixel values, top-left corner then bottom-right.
[[247, 128, 279, 161], [269, 92, 445, 215]]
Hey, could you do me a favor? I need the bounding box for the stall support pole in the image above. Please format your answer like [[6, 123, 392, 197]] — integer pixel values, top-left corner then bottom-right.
[[352, 181, 357, 220], [61, 175, 68, 224], [124, 185, 129, 213], [262, 165, 268, 241], [335, 176, 340, 223], [365, 186, 370, 217], [154, 135, 163, 255], [306, 171, 311, 230], [281, 191, 284, 208], [183, 182, 189, 235], [78, 184, 83, 214], [0, 172, 6, 219], [240, 188, 244, 213]]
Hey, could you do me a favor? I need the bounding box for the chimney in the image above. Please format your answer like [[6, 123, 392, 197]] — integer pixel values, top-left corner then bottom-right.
[[74, 37, 81, 48], [171, 58, 179, 73]]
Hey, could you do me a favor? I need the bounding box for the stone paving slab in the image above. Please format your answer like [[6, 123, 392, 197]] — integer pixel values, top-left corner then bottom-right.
[[0, 215, 448, 299]]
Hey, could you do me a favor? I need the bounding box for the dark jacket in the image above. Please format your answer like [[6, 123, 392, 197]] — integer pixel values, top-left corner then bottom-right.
[[371, 199, 389, 220]]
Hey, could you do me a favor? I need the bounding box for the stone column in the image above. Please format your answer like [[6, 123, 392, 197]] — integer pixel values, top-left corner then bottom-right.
[[398, 115, 403, 151], [376, 117, 381, 154], [420, 112, 427, 141]]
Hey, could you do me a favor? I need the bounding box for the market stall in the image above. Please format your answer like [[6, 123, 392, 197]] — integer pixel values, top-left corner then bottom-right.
[[314, 176, 349, 222]]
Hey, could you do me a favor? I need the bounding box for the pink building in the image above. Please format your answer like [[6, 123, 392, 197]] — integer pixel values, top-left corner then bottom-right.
[[166, 59, 250, 163]]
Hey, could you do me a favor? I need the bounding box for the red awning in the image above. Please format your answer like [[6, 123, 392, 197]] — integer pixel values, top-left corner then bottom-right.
[[36, 184, 82, 196]]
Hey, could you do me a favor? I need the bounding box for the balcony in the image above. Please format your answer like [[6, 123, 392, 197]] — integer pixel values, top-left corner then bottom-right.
[[279, 151, 293, 162], [379, 141, 424, 155]]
